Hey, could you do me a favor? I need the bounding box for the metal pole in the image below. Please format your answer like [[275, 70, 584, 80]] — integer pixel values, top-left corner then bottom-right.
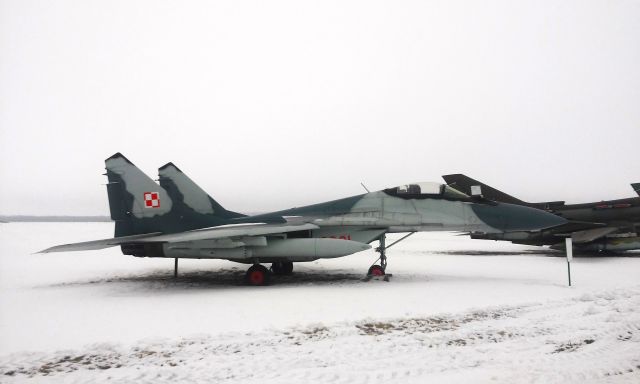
[[174, 258, 178, 278], [379, 235, 387, 271], [565, 238, 573, 287]]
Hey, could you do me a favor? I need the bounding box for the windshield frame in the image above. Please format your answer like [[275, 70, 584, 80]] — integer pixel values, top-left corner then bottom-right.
[[383, 182, 471, 202]]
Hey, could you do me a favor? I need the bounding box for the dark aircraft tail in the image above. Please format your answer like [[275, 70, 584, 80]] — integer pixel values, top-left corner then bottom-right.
[[442, 174, 567, 210], [632, 183, 640, 197], [158, 162, 246, 220], [105, 153, 239, 237], [442, 174, 528, 205]]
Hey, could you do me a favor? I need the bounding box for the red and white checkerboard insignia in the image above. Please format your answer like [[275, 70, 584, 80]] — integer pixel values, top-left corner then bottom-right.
[[143, 192, 160, 208]]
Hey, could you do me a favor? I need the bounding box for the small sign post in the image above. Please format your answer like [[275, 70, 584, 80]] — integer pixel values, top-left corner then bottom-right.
[[565, 237, 573, 287]]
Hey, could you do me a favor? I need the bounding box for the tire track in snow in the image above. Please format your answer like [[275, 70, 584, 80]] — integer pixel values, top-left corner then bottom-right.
[[2, 286, 639, 383]]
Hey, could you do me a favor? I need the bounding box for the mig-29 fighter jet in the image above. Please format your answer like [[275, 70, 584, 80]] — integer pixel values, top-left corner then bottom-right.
[[40, 154, 566, 285], [443, 174, 640, 253]]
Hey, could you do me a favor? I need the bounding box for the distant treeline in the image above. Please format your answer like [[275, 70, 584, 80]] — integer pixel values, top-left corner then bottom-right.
[[0, 216, 111, 223]]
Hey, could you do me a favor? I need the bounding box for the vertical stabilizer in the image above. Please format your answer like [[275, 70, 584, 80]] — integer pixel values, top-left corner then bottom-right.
[[632, 183, 640, 197], [105, 153, 173, 236], [158, 163, 246, 219], [442, 174, 528, 205]]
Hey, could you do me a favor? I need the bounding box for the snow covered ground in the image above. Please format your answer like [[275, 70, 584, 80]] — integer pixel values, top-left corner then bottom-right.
[[1, 222, 639, 383]]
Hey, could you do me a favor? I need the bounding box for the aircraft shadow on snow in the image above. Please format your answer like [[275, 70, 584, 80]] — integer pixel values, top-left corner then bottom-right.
[[43, 268, 376, 290]]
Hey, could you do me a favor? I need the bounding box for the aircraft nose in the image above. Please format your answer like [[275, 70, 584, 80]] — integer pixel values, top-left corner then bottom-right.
[[472, 203, 567, 232]]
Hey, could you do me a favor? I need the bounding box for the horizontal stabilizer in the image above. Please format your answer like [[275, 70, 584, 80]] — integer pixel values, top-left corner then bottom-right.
[[570, 227, 618, 243], [38, 233, 162, 253], [632, 183, 640, 197]]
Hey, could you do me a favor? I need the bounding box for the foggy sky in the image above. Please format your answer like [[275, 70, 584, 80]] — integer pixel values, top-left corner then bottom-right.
[[1, 0, 639, 215]]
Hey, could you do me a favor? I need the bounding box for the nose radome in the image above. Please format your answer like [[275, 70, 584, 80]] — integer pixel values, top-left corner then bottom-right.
[[472, 203, 567, 232], [512, 205, 567, 231]]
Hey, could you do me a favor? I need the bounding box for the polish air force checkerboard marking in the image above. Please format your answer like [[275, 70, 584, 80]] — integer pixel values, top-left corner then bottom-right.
[[144, 192, 160, 208]]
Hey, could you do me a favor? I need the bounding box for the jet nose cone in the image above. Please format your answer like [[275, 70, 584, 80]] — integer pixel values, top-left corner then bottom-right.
[[515, 205, 567, 231], [472, 203, 567, 232]]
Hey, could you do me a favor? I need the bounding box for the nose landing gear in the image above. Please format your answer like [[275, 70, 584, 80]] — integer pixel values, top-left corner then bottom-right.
[[367, 264, 385, 277], [365, 232, 415, 282], [366, 234, 391, 281]]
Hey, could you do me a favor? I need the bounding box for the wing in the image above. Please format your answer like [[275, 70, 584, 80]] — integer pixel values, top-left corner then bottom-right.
[[134, 223, 320, 243], [38, 232, 163, 253], [569, 227, 619, 243], [38, 223, 320, 253], [553, 220, 607, 232]]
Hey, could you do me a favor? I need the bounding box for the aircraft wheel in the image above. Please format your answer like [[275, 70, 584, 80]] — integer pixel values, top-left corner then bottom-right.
[[282, 261, 293, 274], [246, 265, 270, 286], [271, 261, 294, 275], [368, 265, 385, 276]]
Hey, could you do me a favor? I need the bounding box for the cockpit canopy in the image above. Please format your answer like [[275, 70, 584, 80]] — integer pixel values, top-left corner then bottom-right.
[[383, 182, 470, 201]]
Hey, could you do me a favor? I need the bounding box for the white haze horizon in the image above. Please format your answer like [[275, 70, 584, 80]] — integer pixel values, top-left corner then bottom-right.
[[1, 0, 639, 216]]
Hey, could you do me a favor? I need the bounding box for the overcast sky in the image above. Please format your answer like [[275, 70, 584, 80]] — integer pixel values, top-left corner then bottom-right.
[[1, 0, 639, 215]]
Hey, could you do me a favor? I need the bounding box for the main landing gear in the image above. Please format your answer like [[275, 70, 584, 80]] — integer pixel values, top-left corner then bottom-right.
[[365, 232, 415, 282], [245, 264, 271, 286], [271, 261, 294, 275], [244, 261, 295, 286]]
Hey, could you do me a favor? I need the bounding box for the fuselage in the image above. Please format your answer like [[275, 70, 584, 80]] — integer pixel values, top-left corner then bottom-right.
[[228, 185, 566, 247], [123, 182, 566, 263]]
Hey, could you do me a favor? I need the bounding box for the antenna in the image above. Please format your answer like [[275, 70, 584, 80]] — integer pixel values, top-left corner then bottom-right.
[[360, 182, 370, 193]]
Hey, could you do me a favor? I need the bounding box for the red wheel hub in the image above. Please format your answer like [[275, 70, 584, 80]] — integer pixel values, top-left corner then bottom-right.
[[249, 270, 264, 285], [370, 266, 385, 276]]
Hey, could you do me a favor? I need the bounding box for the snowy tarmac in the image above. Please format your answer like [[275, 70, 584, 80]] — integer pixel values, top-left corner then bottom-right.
[[1, 222, 639, 383]]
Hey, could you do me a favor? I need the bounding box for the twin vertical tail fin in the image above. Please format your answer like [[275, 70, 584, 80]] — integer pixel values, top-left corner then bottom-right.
[[105, 153, 243, 237], [158, 163, 246, 219], [105, 153, 174, 237], [442, 174, 528, 205]]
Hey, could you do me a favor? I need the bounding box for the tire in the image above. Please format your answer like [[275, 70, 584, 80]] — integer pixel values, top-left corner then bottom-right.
[[271, 262, 284, 275], [282, 261, 293, 275], [272, 261, 294, 276], [245, 264, 271, 286], [368, 265, 385, 276]]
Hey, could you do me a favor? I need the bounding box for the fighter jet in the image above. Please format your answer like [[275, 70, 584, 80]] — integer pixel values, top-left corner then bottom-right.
[[442, 174, 640, 253], [40, 154, 566, 285]]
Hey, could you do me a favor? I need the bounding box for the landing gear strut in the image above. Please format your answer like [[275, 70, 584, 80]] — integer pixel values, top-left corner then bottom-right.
[[365, 232, 415, 282], [173, 258, 178, 278], [366, 234, 391, 281]]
